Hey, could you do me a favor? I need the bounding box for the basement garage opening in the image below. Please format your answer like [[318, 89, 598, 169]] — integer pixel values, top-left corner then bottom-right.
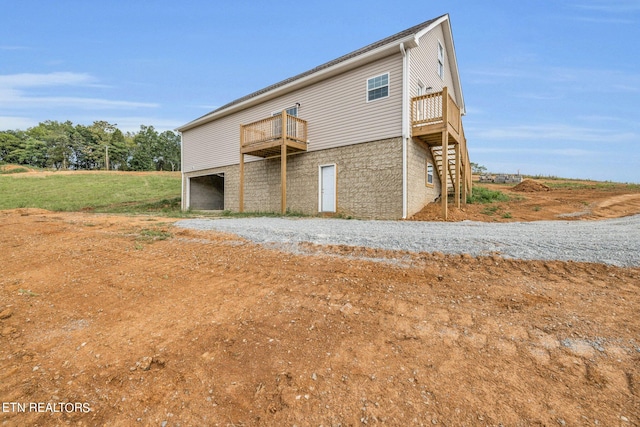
[[189, 174, 224, 210]]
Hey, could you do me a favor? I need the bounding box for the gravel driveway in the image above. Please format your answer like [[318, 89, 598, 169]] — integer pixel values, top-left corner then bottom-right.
[[175, 215, 640, 267]]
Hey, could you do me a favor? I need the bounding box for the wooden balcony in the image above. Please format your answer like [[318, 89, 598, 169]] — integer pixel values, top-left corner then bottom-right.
[[411, 86, 463, 145], [240, 112, 308, 158], [410, 87, 472, 219], [239, 110, 308, 214]]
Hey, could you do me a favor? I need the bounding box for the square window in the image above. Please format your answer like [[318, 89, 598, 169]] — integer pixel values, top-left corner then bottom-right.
[[367, 73, 389, 101]]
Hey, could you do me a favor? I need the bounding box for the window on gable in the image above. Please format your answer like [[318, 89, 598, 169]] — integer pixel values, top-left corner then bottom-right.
[[367, 73, 389, 102], [437, 41, 445, 80]]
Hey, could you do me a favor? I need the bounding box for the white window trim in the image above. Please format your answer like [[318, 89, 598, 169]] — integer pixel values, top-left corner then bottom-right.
[[426, 160, 434, 187], [318, 163, 337, 213], [366, 72, 390, 102]]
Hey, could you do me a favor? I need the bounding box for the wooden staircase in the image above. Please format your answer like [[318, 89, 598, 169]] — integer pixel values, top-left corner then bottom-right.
[[411, 87, 472, 219], [430, 145, 457, 195]]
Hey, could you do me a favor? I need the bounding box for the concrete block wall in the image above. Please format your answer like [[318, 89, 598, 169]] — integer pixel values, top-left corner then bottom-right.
[[183, 137, 404, 219], [406, 138, 441, 217]]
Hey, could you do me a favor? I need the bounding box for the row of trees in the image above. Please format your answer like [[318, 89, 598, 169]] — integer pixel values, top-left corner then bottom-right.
[[0, 121, 181, 171]]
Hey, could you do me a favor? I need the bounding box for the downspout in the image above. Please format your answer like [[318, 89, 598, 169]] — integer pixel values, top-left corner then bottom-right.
[[179, 132, 186, 210], [400, 42, 409, 219]]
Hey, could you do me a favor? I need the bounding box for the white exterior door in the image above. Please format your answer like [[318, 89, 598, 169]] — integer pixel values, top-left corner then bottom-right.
[[319, 164, 336, 212]]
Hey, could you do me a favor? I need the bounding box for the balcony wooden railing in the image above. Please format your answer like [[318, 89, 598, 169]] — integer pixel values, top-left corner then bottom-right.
[[446, 93, 460, 134], [411, 87, 461, 136], [411, 92, 444, 126], [241, 113, 307, 150]]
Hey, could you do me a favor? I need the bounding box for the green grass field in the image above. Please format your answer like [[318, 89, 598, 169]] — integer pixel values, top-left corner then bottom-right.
[[0, 171, 182, 214]]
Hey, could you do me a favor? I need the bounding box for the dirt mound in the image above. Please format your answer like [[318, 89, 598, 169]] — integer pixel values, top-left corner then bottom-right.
[[409, 203, 469, 221], [511, 179, 551, 192]]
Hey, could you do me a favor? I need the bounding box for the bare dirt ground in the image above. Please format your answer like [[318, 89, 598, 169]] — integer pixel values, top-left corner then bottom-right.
[[412, 179, 640, 222], [1, 183, 639, 426]]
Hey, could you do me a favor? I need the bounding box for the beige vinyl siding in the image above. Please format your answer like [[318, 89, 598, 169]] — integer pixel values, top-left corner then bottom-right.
[[409, 23, 460, 105], [182, 52, 403, 172]]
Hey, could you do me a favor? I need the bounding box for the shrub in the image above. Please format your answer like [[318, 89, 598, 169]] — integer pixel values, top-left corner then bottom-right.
[[466, 186, 510, 204]]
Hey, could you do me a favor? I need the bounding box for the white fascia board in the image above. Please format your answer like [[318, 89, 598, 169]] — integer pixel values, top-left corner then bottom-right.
[[414, 14, 449, 42], [178, 35, 419, 132]]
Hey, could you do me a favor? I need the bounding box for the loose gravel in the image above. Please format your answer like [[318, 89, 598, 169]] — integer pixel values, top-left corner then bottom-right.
[[175, 215, 640, 267]]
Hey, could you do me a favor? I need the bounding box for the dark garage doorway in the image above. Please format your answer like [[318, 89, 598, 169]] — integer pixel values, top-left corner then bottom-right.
[[190, 174, 224, 210]]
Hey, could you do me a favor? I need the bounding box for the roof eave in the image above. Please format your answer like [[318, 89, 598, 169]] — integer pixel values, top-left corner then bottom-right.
[[177, 34, 419, 133]]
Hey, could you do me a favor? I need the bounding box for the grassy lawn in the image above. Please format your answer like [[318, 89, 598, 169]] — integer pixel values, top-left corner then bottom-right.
[[0, 172, 182, 214]]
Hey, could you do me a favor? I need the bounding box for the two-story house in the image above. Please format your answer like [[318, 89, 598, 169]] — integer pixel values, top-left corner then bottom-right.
[[178, 13, 470, 220]]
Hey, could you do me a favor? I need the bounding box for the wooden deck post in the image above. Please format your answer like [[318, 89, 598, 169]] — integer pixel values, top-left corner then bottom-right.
[[239, 125, 245, 213], [281, 140, 287, 215], [461, 148, 468, 205], [455, 142, 461, 208], [442, 86, 448, 124], [441, 130, 448, 220], [281, 110, 288, 214]]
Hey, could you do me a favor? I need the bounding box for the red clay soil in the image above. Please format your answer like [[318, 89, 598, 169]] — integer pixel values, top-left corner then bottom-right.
[[1, 209, 639, 426], [412, 180, 640, 222]]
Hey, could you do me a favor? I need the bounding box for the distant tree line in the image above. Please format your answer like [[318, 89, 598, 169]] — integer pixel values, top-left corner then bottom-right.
[[0, 120, 181, 171]]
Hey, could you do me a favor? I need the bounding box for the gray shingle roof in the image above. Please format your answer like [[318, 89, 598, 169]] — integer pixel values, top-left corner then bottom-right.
[[190, 14, 444, 123]]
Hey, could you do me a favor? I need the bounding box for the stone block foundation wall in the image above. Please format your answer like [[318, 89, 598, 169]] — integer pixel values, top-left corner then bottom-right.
[[406, 138, 441, 217], [183, 137, 404, 220]]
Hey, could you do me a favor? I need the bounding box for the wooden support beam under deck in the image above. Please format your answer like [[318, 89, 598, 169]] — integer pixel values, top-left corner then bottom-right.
[[281, 139, 287, 214], [280, 110, 287, 214], [441, 130, 448, 220], [239, 124, 245, 213], [455, 143, 461, 208], [461, 149, 468, 205]]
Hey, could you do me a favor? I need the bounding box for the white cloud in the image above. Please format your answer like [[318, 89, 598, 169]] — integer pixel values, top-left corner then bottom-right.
[[468, 65, 640, 93], [0, 116, 38, 130], [571, 0, 640, 13], [472, 147, 595, 157], [515, 92, 564, 101], [474, 124, 637, 143], [92, 116, 185, 133], [570, 16, 635, 23], [0, 71, 158, 112], [0, 45, 28, 51], [576, 114, 632, 123], [0, 94, 157, 110], [0, 72, 95, 88]]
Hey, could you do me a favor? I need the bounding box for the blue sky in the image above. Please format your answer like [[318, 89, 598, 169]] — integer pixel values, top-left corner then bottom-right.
[[1, 0, 638, 182]]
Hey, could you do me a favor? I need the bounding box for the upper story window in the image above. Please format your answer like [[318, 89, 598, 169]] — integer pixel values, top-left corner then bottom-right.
[[367, 73, 389, 102], [437, 41, 445, 80]]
